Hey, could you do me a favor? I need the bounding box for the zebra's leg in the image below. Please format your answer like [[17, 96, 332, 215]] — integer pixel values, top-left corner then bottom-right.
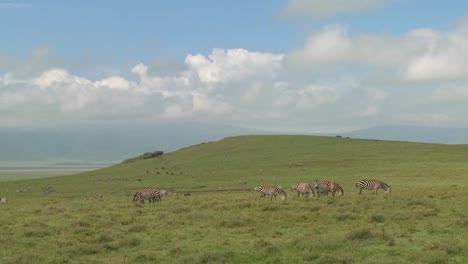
[[358, 188, 363, 195]]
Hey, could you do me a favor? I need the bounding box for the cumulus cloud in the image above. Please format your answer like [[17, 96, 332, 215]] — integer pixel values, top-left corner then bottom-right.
[[185, 48, 283, 83], [279, 0, 391, 19], [94, 76, 131, 90], [286, 23, 468, 82], [2, 22, 468, 132], [0, 49, 285, 128]]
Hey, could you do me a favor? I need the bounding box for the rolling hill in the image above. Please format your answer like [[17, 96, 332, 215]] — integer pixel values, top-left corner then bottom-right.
[[1, 135, 467, 263], [3, 135, 467, 195]]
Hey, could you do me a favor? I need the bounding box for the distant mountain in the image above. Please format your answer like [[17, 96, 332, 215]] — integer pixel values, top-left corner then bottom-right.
[[344, 125, 468, 144], [0, 122, 269, 166]]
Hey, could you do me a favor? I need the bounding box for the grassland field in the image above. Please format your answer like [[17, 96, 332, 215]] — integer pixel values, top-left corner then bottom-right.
[[0, 168, 100, 182], [0, 135, 467, 263]]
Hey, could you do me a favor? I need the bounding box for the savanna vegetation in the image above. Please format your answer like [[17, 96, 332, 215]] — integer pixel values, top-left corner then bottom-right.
[[0, 135, 467, 263]]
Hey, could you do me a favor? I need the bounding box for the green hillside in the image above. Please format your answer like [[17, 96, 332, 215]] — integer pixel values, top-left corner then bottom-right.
[[1, 135, 467, 263], [3, 135, 467, 195]]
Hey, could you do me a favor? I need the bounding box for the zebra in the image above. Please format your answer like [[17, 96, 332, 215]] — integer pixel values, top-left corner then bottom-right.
[[356, 179, 392, 195], [314, 180, 344, 197], [291, 182, 315, 199], [132, 188, 161, 204], [254, 184, 287, 201]]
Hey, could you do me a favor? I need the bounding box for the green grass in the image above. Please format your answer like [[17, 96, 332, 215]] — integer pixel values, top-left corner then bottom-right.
[[0, 135, 467, 263]]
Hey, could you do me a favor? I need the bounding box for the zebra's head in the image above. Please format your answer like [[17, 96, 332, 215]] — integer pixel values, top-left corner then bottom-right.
[[276, 188, 287, 201], [291, 185, 296, 192], [314, 180, 319, 191], [254, 186, 259, 192], [386, 185, 392, 195], [280, 191, 287, 201]]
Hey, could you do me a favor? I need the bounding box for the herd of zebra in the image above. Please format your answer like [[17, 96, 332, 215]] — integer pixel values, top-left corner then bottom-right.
[[254, 179, 392, 201], [132, 179, 391, 204]]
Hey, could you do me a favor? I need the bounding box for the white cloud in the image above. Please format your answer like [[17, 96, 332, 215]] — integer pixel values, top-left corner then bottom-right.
[[94, 76, 131, 90], [402, 29, 468, 81], [0, 49, 285, 128], [286, 23, 468, 82], [2, 23, 468, 132], [33, 68, 91, 89], [280, 0, 390, 19], [185, 48, 283, 83]]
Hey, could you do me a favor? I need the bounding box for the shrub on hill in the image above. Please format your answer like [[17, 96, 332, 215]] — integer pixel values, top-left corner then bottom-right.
[[122, 151, 164, 164]]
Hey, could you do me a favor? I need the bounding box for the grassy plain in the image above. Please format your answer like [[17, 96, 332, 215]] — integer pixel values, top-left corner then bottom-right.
[[0, 168, 99, 182], [0, 135, 467, 263]]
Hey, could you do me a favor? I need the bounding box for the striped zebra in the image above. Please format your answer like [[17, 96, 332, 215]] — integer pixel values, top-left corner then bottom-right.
[[291, 182, 315, 199], [356, 179, 391, 195], [254, 184, 288, 201], [314, 180, 344, 197], [133, 188, 161, 203]]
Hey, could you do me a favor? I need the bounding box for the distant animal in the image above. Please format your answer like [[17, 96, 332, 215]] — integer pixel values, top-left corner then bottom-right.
[[291, 182, 315, 199], [314, 180, 344, 197], [183, 192, 191, 197], [0, 197, 7, 204], [356, 179, 391, 195], [133, 188, 161, 204], [238, 179, 247, 185], [254, 184, 287, 201]]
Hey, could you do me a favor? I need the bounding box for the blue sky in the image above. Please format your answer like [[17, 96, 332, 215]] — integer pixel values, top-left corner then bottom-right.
[[1, 0, 468, 132], [1, 1, 293, 65]]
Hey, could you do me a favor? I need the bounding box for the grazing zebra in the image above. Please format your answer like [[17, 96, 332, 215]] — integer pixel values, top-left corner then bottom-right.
[[356, 179, 392, 195], [254, 184, 287, 201], [291, 182, 315, 199], [0, 197, 7, 204], [133, 188, 161, 204], [314, 180, 344, 197]]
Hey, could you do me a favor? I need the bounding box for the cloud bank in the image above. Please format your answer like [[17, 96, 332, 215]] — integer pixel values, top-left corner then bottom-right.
[[2, 21, 468, 132]]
